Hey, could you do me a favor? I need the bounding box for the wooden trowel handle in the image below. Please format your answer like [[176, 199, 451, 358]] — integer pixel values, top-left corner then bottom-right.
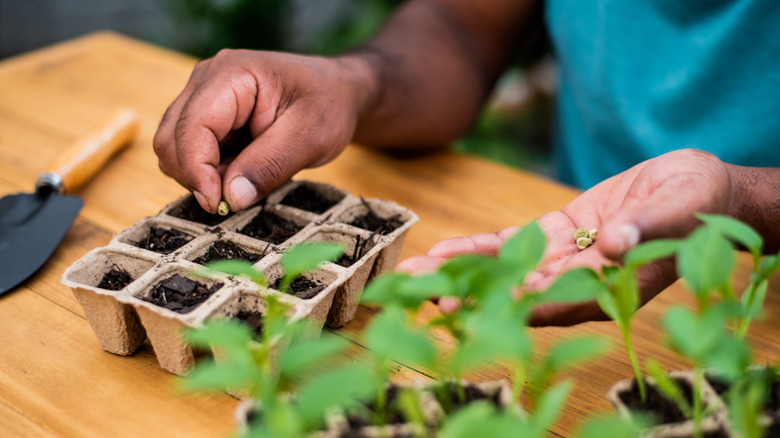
[[41, 108, 139, 194]]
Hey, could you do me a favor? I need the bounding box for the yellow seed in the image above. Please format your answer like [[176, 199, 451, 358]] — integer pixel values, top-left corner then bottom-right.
[[574, 228, 589, 240], [217, 201, 230, 216], [576, 237, 593, 250], [588, 228, 598, 241]]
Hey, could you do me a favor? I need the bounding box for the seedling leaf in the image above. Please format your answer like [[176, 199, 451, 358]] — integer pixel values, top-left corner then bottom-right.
[[499, 221, 546, 272], [530, 381, 572, 435], [296, 363, 374, 427], [197, 260, 266, 286], [364, 305, 436, 366], [279, 336, 348, 376], [624, 239, 680, 268], [537, 267, 606, 304], [279, 242, 345, 292], [677, 226, 735, 296], [545, 336, 611, 371], [697, 213, 763, 258]]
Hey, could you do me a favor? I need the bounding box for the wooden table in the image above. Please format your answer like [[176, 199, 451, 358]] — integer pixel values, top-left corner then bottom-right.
[[1, 32, 778, 438]]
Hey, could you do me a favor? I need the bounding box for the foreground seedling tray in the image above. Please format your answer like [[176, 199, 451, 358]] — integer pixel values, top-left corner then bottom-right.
[[62, 180, 418, 375]]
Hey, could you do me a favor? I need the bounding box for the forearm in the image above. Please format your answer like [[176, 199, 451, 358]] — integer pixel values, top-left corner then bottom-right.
[[341, 0, 537, 149], [727, 165, 780, 253]]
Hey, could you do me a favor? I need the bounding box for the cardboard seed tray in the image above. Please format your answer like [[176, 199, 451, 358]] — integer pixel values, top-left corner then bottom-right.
[[62, 180, 418, 375]]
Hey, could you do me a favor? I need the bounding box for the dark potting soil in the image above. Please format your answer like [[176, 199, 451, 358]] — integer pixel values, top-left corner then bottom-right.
[[706, 372, 780, 412], [619, 378, 696, 425], [271, 276, 326, 300], [235, 310, 264, 338], [192, 240, 264, 265], [348, 198, 403, 235], [170, 195, 234, 226], [136, 227, 192, 254], [238, 209, 304, 244], [434, 382, 502, 414], [97, 267, 133, 291], [280, 184, 342, 214], [145, 274, 223, 314], [335, 235, 375, 268], [346, 385, 407, 429]]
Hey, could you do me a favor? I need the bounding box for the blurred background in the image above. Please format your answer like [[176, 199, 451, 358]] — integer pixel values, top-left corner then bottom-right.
[[0, 0, 556, 178]]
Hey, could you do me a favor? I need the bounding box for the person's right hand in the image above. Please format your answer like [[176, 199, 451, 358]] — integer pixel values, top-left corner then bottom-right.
[[153, 50, 375, 213]]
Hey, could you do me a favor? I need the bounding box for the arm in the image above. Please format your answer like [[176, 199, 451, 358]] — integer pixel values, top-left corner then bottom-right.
[[153, 0, 538, 212]]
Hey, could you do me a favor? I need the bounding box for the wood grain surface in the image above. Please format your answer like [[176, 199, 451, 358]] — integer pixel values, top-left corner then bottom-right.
[[0, 32, 777, 438]]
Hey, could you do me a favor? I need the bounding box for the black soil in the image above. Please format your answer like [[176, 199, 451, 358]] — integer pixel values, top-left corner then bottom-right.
[[335, 235, 375, 268], [238, 208, 304, 244], [170, 195, 233, 226], [349, 198, 403, 235], [435, 382, 502, 414], [706, 372, 780, 412], [235, 310, 263, 338], [346, 385, 407, 429], [271, 276, 326, 300], [192, 240, 264, 265], [136, 227, 192, 254], [619, 378, 696, 425], [97, 268, 133, 291], [280, 184, 342, 214], [145, 274, 223, 314]]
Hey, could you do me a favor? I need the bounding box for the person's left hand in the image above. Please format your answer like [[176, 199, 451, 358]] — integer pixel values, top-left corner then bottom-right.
[[397, 149, 734, 325]]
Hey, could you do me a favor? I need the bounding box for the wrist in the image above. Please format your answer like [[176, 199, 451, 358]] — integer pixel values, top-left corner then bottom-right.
[[333, 52, 385, 125], [725, 163, 780, 253]]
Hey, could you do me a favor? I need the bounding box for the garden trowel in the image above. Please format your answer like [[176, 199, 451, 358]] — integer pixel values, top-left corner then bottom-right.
[[0, 108, 139, 296]]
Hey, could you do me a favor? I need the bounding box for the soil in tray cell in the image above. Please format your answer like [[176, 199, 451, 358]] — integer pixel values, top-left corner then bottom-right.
[[170, 195, 234, 226], [136, 227, 192, 254], [434, 382, 503, 414], [271, 276, 326, 300], [239, 209, 305, 245], [193, 240, 265, 265], [280, 185, 343, 214], [346, 385, 407, 429], [619, 377, 697, 425], [349, 199, 403, 235], [335, 235, 375, 268], [145, 274, 223, 314], [235, 310, 264, 338], [97, 267, 134, 291]]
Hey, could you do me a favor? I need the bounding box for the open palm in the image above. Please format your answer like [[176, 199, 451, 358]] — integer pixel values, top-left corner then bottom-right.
[[398, 149, 733, 325]]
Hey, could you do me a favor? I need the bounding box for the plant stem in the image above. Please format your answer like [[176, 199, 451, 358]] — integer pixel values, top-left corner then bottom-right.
[[692, 367, 703, 438], [511, 361, 526, 406], [622, 328, 646, 401]]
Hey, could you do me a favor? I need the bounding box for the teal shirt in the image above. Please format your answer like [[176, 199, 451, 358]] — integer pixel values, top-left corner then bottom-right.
[[546, 0, 780, 189]]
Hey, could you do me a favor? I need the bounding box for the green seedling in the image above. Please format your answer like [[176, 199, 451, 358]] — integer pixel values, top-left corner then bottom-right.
[[278, 242, 345, 293]]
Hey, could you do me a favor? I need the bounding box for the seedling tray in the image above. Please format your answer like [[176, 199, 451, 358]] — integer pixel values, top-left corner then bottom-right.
[[62, 180, 418, 375]]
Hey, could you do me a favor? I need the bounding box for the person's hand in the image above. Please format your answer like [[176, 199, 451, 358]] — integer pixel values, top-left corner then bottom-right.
[[398, 149, 734, 325], [153, 50, 375, 213]]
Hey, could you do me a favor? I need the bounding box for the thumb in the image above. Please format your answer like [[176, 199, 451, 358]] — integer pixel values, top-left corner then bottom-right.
[[223, 110, 346, 210], [599, 175, 725, 261]]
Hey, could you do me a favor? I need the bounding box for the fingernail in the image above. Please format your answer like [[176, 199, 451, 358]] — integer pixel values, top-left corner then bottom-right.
[[192, 191, 210, 212], [618, 224, 640, 253], [228, 176, 258, 209]]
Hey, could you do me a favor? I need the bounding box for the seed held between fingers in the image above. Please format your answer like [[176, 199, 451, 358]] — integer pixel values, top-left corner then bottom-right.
[[217, 200, 231, 216]]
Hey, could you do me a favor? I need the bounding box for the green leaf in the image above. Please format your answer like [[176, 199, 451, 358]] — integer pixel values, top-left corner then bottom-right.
[[360, 272, 412, 305], [197, 260, 266, 286], [279, 336, 348, 376], [279, 242, 345, 291], [697, 213, 763, 258], [645, 360, 691, 417], [295, 363, 374, 428], [179, 358, 257, 394], [529, 381, 572, 434], [364, 305, 436, 366], [536, 268, 606, 304], [759, 254, 780, 278], [677, 226, 735, 296], [499, 221, 546, 272], [624, 239, 680, 268], [575, 413, 649, 438], [705, 335, 752, 380], [661, 306, 730, 364], [741, 278, 768, 321], [184, 319, 253, 350], [439, 401, 526, 438], [545, 336, 611, 371]]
